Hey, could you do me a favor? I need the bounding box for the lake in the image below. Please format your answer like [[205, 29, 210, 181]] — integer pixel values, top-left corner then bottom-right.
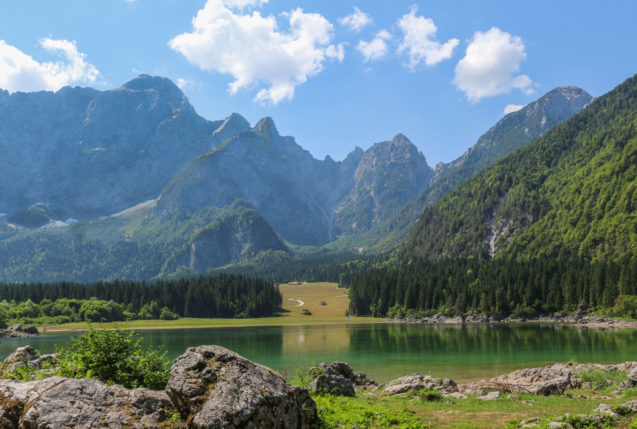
[[1, 323, 636, 383]]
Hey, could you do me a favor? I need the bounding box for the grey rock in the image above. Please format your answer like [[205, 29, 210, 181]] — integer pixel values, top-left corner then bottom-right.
[[166, 345, 317, 428], [478, 391, 501, 400], [0, 376, 173, 428], [383, 373, 458, 395], [628, 367, 637, 384], [311, 374, 355, 397], [459, 364, 580, 395], [0, 324, 39, 338], [444, 392, 467, 399], [309, 361, 378, 390]]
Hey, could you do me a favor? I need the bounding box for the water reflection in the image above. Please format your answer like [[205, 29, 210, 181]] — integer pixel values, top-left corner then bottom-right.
[[1, 324, 635, 383]]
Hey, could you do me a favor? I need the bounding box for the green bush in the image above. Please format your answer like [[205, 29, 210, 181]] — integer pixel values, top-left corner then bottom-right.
[[55, 328, 170, 390], [160, 307, 179, 320], [613, 295, 637, 318], [301, 309, 312, 315]]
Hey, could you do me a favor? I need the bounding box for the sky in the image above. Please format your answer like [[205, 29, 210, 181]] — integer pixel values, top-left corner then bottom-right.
[[1, 1, 636, 165]]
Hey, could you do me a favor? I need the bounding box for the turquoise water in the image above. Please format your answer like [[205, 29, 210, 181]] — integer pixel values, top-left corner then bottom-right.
[[1, 323, 635, 382]]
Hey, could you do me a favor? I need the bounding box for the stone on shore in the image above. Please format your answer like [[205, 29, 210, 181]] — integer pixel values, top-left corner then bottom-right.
[[0, 377, 173, 428], [311, 374, 355, 397], [383, 373, 458, 395], [166, 345, 317, 428], [0, 324, 39, 338], [309, 361, 378, 396], [459, 364, 579, 395]]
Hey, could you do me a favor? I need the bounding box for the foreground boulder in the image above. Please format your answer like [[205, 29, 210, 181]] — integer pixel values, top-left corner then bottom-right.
[[383, 373, 458, 395], [166, 345, 317, 428], [0, 377, 173, 428]]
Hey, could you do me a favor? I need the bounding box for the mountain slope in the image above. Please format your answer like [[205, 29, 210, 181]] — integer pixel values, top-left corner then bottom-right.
[[0, 75, 227, 222], [400, 75, 637, 262], [378, 87, 593, 250], [333, 134, 433, 236], [156, 121, 432, 246]]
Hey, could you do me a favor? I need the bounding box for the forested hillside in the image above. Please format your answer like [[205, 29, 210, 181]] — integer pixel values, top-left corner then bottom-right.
[[400, 75, 636, 263], [348, 74, 637, 318]]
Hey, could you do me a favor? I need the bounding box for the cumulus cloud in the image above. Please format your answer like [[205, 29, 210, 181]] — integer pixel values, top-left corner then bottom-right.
[[397, 6, 459, 70], [223, 0, 268, 9], [453, 27, 533, 102], [357, 30, 391, 62], [503, 104, 525, 115], [0, 38, 100, 93], [338, 7, 372, 32], [169, 0, 343, 104]]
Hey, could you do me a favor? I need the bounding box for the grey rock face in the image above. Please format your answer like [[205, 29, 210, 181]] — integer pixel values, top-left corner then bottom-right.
[[166, 345, 317, 428], [334, 134, 433, 235], [156, 124, 433, 246], [459, 364, 580, 395], [0, 377, 173, 428], [0, 75, 225, 223], [310, 361, 378, 391], [383, 373, 458, 395], [311, 374, 355, 397]]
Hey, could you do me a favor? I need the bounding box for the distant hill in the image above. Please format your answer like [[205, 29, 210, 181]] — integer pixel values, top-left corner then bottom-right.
[[400, 75, 636, 263]]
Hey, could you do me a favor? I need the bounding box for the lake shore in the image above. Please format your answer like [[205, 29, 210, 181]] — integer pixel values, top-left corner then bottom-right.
[[388, 314, 637, 329], [36, 314, 637, 333], [37, 315, 382, 333]]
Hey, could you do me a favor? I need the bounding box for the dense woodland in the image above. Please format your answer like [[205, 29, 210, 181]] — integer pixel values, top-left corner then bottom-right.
[[345, 256, 637, 318], [400, 74, 637, 264], [0, 274, 281, 324]]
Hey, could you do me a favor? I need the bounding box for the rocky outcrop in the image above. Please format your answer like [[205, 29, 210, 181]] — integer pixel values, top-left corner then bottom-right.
[[459, 364, 580, 395], [0, 324, 38, 338], [166, 345, 317, 428], [311, 374, 355, 397], [0, 377, 173, 428], [383, 373, 457, 395], [309, 361, 378, 396], [0, 344, 317, 428]]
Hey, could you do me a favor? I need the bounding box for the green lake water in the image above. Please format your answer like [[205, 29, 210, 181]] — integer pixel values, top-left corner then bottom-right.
[[1, 323, 635, 383]]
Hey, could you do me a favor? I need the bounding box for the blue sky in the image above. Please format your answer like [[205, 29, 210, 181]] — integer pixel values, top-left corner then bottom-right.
[[1, 0, 636, 164]]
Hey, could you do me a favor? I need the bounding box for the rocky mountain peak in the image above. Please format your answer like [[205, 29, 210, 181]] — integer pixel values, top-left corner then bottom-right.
[[253, 117, 279, 140], [212, 113, 251, 142]]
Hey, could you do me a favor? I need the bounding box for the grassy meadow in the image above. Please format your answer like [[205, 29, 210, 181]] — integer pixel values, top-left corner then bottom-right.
[[40, 282, 379, 332]]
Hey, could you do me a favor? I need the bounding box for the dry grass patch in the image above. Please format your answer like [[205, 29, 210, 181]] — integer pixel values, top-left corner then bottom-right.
[[279, 282, 350, 318]]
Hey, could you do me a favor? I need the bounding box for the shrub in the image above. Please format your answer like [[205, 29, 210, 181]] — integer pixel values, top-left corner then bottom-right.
[[613, 295, 637, 318], [418, 390, 443, 402], [55, 328, 170, 390], [301, 309, 312, 315], [160, 307, 179, 320]]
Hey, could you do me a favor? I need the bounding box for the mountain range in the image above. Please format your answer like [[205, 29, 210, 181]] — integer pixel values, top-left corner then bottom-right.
[[0, 75, 594, 281]]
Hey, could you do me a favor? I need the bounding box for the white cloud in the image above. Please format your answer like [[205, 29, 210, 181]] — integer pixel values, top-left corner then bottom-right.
[[338, 7, 372, 32], [0, 38, 100, 93], [397, 6, 458, 70], [503, 104, 525, 115], [223, 0, 268, 9], [176, 77, 197, 89], [357, 30, 391, 62], [453, 27, 533, 102], [169, 0, 343, 104]]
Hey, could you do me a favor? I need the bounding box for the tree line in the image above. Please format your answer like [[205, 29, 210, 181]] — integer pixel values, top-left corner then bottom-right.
[[0, 274, 281, 323], [344, 256, 637, 318]]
